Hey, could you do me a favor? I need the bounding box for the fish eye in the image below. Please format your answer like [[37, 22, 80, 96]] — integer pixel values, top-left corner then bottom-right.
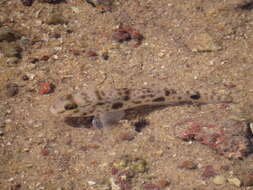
[[64, 103, 78, 110], [190, 92, 201, 100]]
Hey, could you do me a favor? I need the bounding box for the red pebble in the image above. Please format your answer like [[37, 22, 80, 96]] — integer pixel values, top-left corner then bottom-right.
[[87, 51, 98, 57], [41, 148, 49, 156], [39, 82, 54, 94]]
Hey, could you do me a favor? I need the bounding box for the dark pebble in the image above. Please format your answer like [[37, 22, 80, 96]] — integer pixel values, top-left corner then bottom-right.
[[133, 119, 149, 132], [21, 0, 34, 6]]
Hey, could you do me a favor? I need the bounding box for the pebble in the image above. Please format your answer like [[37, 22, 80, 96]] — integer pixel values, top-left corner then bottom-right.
[[0, 130, 4, 136], [212, 175, 226, 185], [85, 0, 114, 8], [87, 181, 96, 185], [227, 177, 241, 187], [178, 160, 198, 170], [45, 14, 68, 25]]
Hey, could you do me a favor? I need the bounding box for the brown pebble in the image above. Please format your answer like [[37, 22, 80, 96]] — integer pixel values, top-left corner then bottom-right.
[[179, 160, 198, 170], [157, 179, 170, 188], [86, 144, 100, 149], [118, 132, 136, 141], [87, 50, 98, 57]]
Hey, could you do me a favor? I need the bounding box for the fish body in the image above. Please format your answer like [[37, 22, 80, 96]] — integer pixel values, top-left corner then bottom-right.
[[50, 87, 233, 127]]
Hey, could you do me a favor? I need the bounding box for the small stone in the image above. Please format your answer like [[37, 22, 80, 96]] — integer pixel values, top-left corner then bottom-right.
[[85, 0, 114, 9], [39, 82, 54, 94], [45, 14, 68, 25], [0, 130, 4, 136], [227, 177, 241, 187], [87, 181, 96, 185], [6, 83, 19, 97], [213, 175, 226, 185], [157, 179, 170, 188], [179, 160, 198, 170]]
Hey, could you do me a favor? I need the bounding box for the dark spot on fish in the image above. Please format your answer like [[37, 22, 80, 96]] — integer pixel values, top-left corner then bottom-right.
[[190, 92, 201, 100], [132, 100, 142, 104], [152, 97, 165, 102], [64, 103, 78, 110], [64, 116, 93, 128], [122, 88, 130, 101], [112, 102, 124, 109], [165, 89, 176, 96], [96, 102, 105, 105], [123, 96, 130, 101]]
